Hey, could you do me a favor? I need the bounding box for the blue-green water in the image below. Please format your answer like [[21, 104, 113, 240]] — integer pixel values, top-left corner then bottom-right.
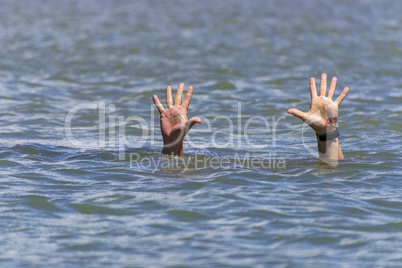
[[1, 0, 401, 267]]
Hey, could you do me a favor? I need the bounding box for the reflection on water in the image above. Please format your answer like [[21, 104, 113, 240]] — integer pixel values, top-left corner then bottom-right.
[[0, 0, 402, 266]]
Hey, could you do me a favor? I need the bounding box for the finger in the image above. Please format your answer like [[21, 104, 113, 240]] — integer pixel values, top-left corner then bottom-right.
[[287, 108, 306, 121], [320, 73, 327, 96], [152, 95, 164, 114], [310, 77, 317, 99], [327, 77, 337, 99], [166, 86, 173, 108], [186, 117, 202, 131], [181, 86, 193, 110], [334, 87, 349, 106], [174, 83, 185, 106]]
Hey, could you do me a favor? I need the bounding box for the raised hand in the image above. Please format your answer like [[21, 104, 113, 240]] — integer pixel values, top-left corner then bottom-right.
[[153, 83, 202, 156], [288, 73, 349, 134], [287, 73, 350, 161]]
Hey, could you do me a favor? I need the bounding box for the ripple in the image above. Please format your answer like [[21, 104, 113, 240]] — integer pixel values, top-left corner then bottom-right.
[[70, 203, 133, 215], [20, 195, 64, 212], [168, 209, 212, 221]]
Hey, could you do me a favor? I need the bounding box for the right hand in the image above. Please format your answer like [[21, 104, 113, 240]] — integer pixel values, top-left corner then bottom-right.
[[287, 73, 349, 134]]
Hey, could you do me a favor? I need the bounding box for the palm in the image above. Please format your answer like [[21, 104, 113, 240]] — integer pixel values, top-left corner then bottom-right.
[[288, 74, 349, 134], [160, 106, 189, 141], [305, 96, 339, 134]]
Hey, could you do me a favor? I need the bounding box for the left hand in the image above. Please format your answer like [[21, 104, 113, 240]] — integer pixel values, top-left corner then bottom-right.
[[153, 83, 202, 155]]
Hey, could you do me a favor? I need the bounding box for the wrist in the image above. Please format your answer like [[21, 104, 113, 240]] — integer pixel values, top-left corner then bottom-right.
[[162, 139, 184, 156], [316, 127, 339, 142]]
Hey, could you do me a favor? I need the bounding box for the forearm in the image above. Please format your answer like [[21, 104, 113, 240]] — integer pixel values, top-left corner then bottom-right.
[[317, 138, 344, 160]]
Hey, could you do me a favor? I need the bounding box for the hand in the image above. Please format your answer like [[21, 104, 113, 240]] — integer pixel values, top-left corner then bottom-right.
[[153, 83, 202, 156], [288, 73, 349, 134]]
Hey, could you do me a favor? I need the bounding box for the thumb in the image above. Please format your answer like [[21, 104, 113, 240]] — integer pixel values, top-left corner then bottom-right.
[[287, 108, 306, 121], [186, 117, 202, 131]]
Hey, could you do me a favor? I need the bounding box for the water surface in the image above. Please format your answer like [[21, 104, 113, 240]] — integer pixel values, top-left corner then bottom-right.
[[0, 0, 401, 267]]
